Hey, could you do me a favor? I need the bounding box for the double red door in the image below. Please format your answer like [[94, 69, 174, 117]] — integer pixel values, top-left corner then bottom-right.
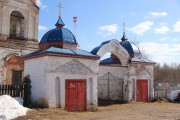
[[65, 80, 86, 111], [136, 80, 148, 102]]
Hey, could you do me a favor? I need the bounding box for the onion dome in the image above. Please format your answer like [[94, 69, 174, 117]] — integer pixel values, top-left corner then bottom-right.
[[39, 17, 78, 50], [120, 32, 134, 57]]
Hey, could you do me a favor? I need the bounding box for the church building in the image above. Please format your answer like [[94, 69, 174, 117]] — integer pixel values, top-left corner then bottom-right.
[[0, 0, 38, 85], [0, 0, 156, 111], [23, 15, 100, 111]]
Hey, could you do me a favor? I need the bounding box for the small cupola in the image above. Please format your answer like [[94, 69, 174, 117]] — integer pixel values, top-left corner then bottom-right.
[[120, 23, 134, 58], [55, 16, 65, 28], [121, 32, 128, 42], [39, 4, 78, 50]]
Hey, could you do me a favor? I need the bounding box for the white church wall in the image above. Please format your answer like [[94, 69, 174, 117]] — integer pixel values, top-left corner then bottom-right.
[[46, 73, 98, 109], [24, 55, 99, 108], [24, 56, 49, 106], [99, 66, 127, 78], [46, 56, 99, 74], [98, 63, 154, 102], [128, 63, 154, 101]]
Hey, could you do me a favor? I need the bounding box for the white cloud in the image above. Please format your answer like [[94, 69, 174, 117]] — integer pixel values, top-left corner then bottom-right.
[[129, 21, 154, 35], [173, 21, 180, 32], [36, 0, 47, 9], [154, 26, 170, 34], [144, 12, 168, 18], [38, 25, 47, 31], [149, 12, 168, 17], [97, 24, 118, 37], [160, 37, 178, 41], [140, 42, 180, 65]]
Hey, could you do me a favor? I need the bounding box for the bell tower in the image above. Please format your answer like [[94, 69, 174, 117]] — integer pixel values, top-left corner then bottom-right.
[[0, 0, 39, 85], [0, 0, 39, 43]]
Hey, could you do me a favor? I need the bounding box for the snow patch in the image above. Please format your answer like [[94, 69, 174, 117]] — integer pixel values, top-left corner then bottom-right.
[[167, 90, 180, 101], [0, 95, 29, 120]]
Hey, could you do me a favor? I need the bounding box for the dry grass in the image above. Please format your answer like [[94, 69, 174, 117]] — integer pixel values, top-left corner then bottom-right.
[[14, 102, 180, 120]]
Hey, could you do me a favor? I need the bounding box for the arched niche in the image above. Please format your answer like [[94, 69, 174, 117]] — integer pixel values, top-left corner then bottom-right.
[[9, 10, 25, 39], [95, 39, 130, 66], [55, 77, 61, 108], [4, 53, 24, 85]]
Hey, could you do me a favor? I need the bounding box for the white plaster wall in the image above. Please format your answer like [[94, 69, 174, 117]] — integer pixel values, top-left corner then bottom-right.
[[24, 56, 48, 104], [99, 66, 127, 79], [46, 56, 99, 74], [99, 63, 154, 102], [24, 56, 99, 108], [46, 73, 98, 109], [128, 64, 154, 101]]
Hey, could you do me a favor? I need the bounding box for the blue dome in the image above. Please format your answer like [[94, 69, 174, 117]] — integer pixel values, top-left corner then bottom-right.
[[40, 28, 77, 44], [120, 41, 134, 57]]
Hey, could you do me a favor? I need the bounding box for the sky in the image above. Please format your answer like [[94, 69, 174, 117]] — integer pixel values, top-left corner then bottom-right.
[[36, 0, 180, 65]]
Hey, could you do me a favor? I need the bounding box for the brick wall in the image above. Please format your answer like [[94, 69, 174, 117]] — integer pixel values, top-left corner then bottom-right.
[[0, 47, 38, 84]]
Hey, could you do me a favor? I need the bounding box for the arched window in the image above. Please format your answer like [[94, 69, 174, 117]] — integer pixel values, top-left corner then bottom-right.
[[9, 11, 25, 39]]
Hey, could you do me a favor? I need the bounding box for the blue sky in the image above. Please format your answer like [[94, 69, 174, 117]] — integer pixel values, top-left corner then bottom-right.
[[37, 0, 180, 65]]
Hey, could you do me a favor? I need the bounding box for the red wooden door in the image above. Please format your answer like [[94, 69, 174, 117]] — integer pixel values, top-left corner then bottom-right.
[[136, 80, 148, 102], [66, 80, 86, 111]]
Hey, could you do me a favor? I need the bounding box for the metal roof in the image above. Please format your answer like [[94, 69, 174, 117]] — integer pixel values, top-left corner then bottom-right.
[[100, 57, 155, 64], [23, 47, 100, 59], [120, 41, 134, 55], [131, 57, 156, 64], [91, 40, 111, 54], [100, 57, 121, 64], [91, 40, 134, 56], [40, 28, 77, 44]]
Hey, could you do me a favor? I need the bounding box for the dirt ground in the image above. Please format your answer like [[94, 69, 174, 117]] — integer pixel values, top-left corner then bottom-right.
[[14, 102, 180, 120]]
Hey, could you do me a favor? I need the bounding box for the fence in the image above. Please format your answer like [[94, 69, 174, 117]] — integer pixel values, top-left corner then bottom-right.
[[154, 84, 180, 100], [98, 72, 124, 105], [0, 75, 31, 107], [0, 85, 24, 97]]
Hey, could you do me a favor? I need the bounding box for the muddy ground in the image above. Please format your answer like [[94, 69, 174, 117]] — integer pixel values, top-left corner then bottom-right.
[[14, 102, 180, 120]]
